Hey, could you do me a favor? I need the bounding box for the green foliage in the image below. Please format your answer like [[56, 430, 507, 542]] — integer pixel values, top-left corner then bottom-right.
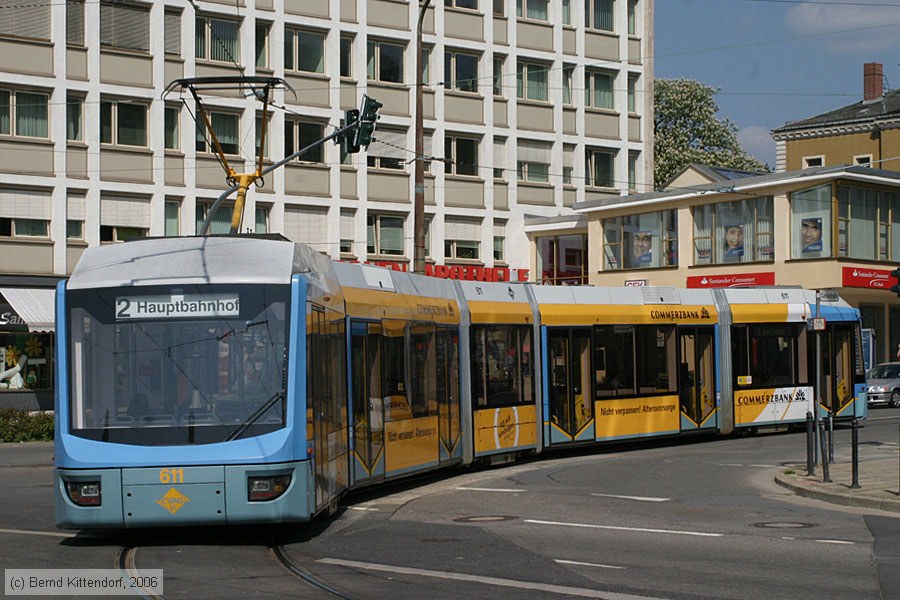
[[654, 78, 769, 190], [0, 408, 54, 442]]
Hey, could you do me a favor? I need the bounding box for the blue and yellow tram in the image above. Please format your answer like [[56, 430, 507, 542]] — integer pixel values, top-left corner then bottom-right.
[[54, 236, 865, 528]]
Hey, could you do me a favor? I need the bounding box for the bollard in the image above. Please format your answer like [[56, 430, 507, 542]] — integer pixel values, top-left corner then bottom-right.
[[806, 411, 815, 476], [820, 420, 831, 483], [850, 418, 860, 489], [827, 412, 834, 464]]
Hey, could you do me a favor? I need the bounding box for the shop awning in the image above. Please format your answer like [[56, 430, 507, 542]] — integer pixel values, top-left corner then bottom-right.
[[0, 288, 56, 332]]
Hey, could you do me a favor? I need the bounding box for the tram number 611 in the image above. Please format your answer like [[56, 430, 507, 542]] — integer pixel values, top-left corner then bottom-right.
[[159, 468, 184, 484]]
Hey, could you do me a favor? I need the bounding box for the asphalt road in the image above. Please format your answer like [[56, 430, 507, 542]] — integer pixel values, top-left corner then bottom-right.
[[3, 413, 900, 599]]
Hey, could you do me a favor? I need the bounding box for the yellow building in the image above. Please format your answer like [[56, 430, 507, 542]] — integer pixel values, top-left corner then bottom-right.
[[526, 164, 900, 363]]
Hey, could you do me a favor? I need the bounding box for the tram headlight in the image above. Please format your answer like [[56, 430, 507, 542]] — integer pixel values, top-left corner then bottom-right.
[[65, 481, 101, 506], [247, 474, 291, 502]]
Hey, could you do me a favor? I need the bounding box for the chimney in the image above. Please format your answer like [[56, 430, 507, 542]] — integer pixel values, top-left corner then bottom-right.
[[864, 62, 883, 101]]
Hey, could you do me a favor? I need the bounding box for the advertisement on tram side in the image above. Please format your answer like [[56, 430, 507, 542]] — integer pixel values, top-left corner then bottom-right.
[[474, 405, 537, 454], [594, 396, 680, 440], [733, 386, 814, 426]]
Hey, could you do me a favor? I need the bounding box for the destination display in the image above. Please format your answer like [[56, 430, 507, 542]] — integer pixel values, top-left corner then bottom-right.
[[115, 294, 240, 320]]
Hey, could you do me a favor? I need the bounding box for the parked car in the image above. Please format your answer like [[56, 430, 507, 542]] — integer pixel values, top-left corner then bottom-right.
[[866, 362, 900, 408]]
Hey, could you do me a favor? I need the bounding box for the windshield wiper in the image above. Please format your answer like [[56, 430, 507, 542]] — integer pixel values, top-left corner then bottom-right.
[[225, 391, 284, 442]]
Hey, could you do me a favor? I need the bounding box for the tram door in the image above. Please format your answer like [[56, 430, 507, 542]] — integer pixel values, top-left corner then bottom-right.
[[436, 327, 460, 464], [678, 327, 716, 430], [822, 324, 858, 415], [349, 321, 385, 486], [548, 329, 592, 442]]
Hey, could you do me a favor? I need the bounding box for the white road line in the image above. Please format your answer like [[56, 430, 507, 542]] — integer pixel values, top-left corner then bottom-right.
[[318, 558, 668, 600], [0, 527, 76, 539], [749, 464, 779, 468], [554, 558, 626, 570], [456, 487, 524, 493], [524, 519, 723, 538], [719, 463, 744, 467], [591, 493, 669, 502], [349, 506, 379, 511], [816, 539, 855, 545]]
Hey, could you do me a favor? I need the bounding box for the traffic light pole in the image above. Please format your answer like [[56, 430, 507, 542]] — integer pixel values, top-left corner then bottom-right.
[[413, 0, 432, 275]]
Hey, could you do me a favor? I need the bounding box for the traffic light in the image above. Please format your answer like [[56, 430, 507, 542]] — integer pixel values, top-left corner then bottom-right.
[[342, 109, 360, 154], [891, 267, 900, 297], [353, 94, 382, 149]]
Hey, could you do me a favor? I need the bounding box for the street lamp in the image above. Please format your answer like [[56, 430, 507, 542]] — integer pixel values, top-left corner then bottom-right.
[[413, 0, 432, 274]]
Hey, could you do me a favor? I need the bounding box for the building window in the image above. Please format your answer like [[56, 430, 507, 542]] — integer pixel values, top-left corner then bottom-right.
[[446, 0, 478, 9], [367, 214, 405, 256], [100, 100, 147, 147], [0, 90, 49, 139], [517, 140, 551, 183], [0, 218, 48, 238], [586, 0, 614, 32], [445, 50, 479, 93], [66, 220, 83, 240], [1, 1, 50, 40], [693, 196, 774, 265], [603, 210, 677, 270], [854, 154, 873, 167], [255, 206, 268, 234], [586, 148, 616, 189], [367, 40, 404, 84], [340, 209, 355, 255], [628, 74, 638, 112], [101, 1, 149, 52], [195, 111, 238, 155], [537, 234, 588, 285], [516, 0, 548, 21], [445, 136, 479, 177], [628, 151, 638, 191], [803, 155, 824, 168], [67, 96, 83, 142], [493, 55, 505, 97], [493, 0, 505, 17], [195, 202, 263, 234], [791, 184, 831, 259], [445, 217, 481, 260], [165, 200, 180, 236], [100, 225, 147, 242], [367, 127, 407, 170], [67, 0, 85, 46], [195, 16, 239, 63], [284, 120, 325, 163], [340, 35, 353, 78], [164, 10, 181, 56], [517, 61, 549, 102], [164, 106, 179, 150], [628, 0, 637, 35], [493, 236, 505, 261], [562, 65, 575, 105], [562, 0, 572, 25], [585, 70, 614, 110], [255, 115, 270, 158], [255, 22, 269, 69], [836, 184, 897, 261], [285, 28, 325, 73], [493, 220, 506, 262]]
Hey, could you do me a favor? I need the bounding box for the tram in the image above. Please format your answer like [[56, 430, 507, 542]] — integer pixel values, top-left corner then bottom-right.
[[54, 236, 866, 528]]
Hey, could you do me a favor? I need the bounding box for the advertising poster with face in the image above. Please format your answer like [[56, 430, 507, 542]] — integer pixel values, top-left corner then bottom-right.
[[632, 231, 652, 266], [801, 217, 823, 253], [724, 224, 744, 258]]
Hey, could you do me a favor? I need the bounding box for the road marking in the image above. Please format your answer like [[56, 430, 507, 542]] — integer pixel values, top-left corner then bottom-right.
[[591, 493, 669, 502], [749, 464, 779, 468], [350, 506, 379, 511], [456, 487, 524, 493], [554, 558, 625, 570], [816, 539, 855, 545], [318, 558, 667, 599], [524, 519, 722, 538], [0, 527, 76, 539], [719, 463, 744, 467]]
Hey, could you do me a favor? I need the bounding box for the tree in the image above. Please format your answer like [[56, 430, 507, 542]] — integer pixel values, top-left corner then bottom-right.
[[654, 78, 768, 190]]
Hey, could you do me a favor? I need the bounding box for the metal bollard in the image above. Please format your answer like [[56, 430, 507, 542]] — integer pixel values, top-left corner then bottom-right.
[[820, 420, 831, 483], [850, 418, 860, 489], [806, 411, 815, 476], [828, 412, 834, 464]]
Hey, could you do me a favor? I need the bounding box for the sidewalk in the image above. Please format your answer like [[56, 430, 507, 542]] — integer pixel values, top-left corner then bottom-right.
[[775, 456, 900, 513]]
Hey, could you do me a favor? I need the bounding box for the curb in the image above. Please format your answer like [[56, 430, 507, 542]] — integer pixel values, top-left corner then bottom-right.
[[774, 472, 900, 513]]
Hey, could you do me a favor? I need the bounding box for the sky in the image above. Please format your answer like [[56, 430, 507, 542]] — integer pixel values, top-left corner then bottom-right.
[[654, 0, 900, 168]]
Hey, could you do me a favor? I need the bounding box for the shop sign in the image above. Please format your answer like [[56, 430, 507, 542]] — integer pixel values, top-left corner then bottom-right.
[[0, 303, 28, 331], [353, 260, 530, 283], [841, 266, 895, 289], [624, 280, 648, 287], [686, 272, 776, 288]]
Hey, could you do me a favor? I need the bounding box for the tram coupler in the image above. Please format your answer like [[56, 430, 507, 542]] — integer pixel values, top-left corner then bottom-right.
[[806, 412, 815, 476]]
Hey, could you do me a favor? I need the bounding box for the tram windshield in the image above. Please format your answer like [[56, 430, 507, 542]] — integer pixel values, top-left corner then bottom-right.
[[66, 283, 290, 446]]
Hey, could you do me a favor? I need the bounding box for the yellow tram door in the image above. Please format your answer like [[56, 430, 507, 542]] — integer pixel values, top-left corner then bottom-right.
[[349, 321, 387, 486], [547, 328, 593, 444], [677, 327, 717, 430]]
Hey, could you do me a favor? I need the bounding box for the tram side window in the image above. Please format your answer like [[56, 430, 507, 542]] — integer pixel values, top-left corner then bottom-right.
[[635, 326, 676, 393], [410, 324, 437, 417], [732, 324, 801, 388], [471, 325, 534, 407], [382, 321, 409, 420], [594, 325, 635, 396]]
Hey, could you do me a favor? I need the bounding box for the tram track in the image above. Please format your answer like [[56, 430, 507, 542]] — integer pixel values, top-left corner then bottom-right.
[[116, 546, 164, 600], [272, 545, 357, 600]]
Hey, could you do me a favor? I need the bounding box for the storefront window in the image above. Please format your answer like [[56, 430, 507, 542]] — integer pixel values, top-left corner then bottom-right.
[[791, 184, 832, 259], [603, 210, 677, 270], [0, 332, 52, 390], [537, 234, 587, 285], [693, 197, 773, 265], [836, 184, 900, 261]]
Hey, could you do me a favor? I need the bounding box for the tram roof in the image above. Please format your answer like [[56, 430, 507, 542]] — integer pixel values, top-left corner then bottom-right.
[[67, 235, 339, 290]]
